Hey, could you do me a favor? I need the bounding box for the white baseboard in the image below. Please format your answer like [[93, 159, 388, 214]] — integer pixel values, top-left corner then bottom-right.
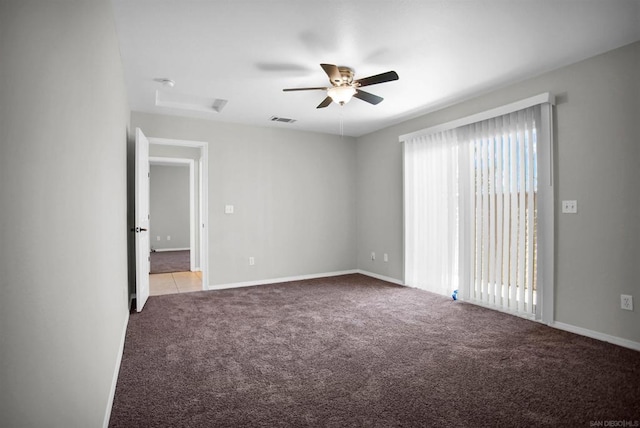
[[551, 321, 640, 352], [103, 311, 129, 428], [152, 247, 189, 252], [356, 269, 405, 286], [207, 270, 358, 291]]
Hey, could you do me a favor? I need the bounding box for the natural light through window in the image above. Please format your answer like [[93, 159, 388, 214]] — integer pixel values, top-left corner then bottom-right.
[[402, 94, 554, 322]]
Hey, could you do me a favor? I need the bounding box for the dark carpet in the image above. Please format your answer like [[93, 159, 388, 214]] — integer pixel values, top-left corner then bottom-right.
[[109, 274, 640, 427], [150, 250, 190, 274]]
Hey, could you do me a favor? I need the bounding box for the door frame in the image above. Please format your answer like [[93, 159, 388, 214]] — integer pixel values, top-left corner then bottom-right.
[[148, 137, 209, 290], [149, 157, 197, 271]]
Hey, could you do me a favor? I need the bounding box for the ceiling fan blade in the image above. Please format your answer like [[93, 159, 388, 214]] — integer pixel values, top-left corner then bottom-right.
[[355, 70, 399, 87], [283, 87, 328, 92], [320, 63, 342, 84], [354, 89, 384, 105], [316, 96, 333, 109]]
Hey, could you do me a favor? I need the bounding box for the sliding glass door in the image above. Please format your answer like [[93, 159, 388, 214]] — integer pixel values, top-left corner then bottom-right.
[[403, 97, 554, 322]]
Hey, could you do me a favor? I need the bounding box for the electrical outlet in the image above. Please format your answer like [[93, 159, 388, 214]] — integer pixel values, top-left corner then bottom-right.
[[156, 236, 160, 241], [384, 253, 388, 262], [562, 200, 577, 214], [167, 235, 171, 241], [249, 257, 255, 266], [371, 252, 376, 261], [621, 294, 633, 311]]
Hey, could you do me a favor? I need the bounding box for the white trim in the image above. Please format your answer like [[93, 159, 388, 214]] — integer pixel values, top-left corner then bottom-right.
[[152, 247, 190, 252], [401, 142, 408, 287], [357, 269, 405, 286], [551, 321, 640, 352], [399, 93, 555, 142], [537, 103, 555, 324], [207, 270, 358, 291], [200, 146, 209, 289], [102, 313, 129, 428], [147, 137, 209, 148], [148, 157, 192, 166], [148, 137, 209, 291], [188, 159, 195, 271]]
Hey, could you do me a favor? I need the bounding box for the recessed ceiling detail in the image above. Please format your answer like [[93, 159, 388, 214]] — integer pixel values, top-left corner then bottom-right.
[[154, 78, 175, 87], [155, 90, 228, 114], [112, 1, 640, 136]]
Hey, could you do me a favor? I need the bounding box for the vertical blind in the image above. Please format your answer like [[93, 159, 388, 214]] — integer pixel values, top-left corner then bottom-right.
[[404, 130, 459, 296], [460, 106, 539, 316], [404, 101, 548, 319]]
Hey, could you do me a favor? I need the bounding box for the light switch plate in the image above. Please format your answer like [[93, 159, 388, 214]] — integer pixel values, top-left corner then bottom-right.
[[562, 200, 577, 214], [225, 205, 234, 214]]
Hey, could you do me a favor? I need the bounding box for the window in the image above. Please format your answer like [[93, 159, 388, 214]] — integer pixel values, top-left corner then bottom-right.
[[402, 94, 554, 322]]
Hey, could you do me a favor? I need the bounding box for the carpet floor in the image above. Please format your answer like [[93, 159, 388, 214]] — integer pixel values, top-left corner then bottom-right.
[[150, 250, 190, 274], [109, 274, 640, 427]]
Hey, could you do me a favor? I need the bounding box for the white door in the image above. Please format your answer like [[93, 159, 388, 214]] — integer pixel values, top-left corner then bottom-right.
[[135, 128, 150, 312]]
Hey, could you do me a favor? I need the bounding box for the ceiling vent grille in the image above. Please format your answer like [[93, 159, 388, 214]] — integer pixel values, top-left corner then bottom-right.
[[270, 116, 297, 124], [211, 99, 228, 113]]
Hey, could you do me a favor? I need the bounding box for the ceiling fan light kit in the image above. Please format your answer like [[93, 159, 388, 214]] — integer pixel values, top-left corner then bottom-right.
[[283, 63, 399, 108], [327, 85, 357, 105]]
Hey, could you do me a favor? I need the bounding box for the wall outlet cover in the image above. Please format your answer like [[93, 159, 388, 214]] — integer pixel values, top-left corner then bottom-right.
[[561, 200, 578, 214], [621, 294, 633, 311]]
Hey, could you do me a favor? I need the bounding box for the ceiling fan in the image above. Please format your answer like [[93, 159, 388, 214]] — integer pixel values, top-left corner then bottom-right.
[[283, 64, 399, 108]]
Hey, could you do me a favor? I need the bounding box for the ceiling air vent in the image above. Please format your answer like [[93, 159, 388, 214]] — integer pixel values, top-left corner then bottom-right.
[[270, 116, 297, 124], [211, 99, 228, 113]]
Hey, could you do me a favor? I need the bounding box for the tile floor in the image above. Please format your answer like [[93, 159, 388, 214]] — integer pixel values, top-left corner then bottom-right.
[[149, 271, 203, 296]]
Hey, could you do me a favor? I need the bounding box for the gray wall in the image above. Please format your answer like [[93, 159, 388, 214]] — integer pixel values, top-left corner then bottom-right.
[[0, 1, 130, 427], [356, 41, 640, 343], [132, 112, 358, 285], [150, 165, 190, 250]]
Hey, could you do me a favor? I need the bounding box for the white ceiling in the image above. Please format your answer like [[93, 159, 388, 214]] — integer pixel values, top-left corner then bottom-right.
[[111, 0, 640, 137]]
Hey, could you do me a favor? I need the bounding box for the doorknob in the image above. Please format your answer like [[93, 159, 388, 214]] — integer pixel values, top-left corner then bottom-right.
[[130, 227, 148, 233]]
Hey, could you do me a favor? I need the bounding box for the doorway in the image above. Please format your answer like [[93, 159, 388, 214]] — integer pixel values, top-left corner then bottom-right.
[[147, 138, 209, 295], [148, 158, 199, 295]]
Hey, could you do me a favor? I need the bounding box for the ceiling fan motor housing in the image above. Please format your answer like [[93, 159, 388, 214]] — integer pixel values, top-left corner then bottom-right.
[[335, 67, 355, 86]]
